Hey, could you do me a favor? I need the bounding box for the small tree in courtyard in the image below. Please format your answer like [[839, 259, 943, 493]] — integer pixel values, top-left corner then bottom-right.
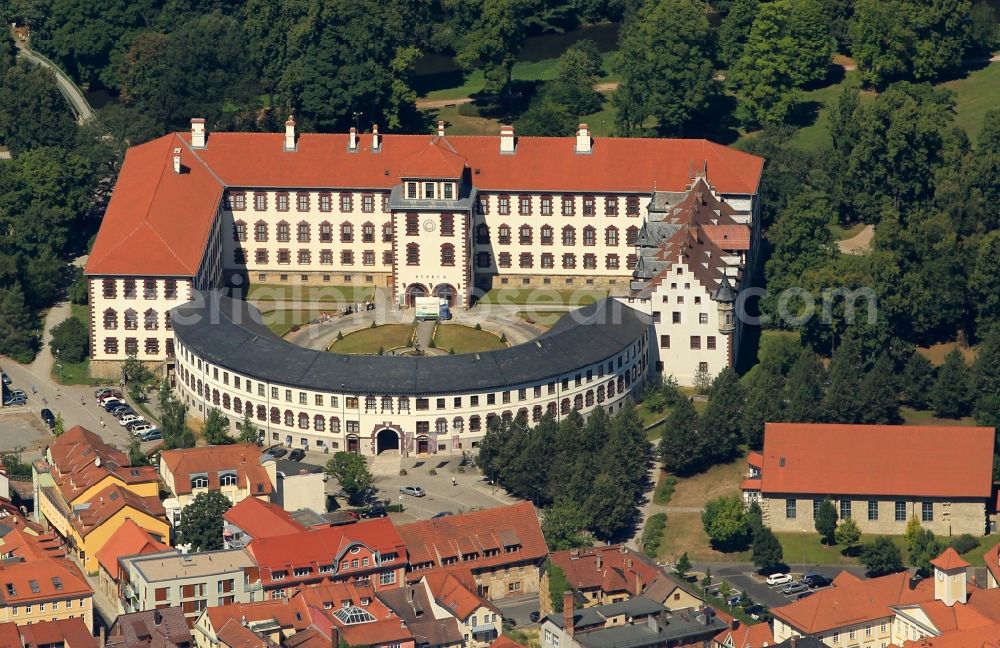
[[815, 500, 838, 545], [179, 490, 232, 552]]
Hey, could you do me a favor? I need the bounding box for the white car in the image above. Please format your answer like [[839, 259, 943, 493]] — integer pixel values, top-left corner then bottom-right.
[[131, 424, 154, 436], [766, 573, 793, 586], [119, 415, 144, 427]]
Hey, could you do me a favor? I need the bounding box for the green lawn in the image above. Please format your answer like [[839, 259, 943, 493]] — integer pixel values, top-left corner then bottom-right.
[[261, 309, 315, 337], [900, 406, 978, 426], [944, 61, 1000, 144], [786, 70, 874, 151], [479, 288, 606, 306], [829, 221, 867, 240], [516, 310, 569, 327], [431, 105, 501, 136], [433, 324, 507, 354], [52, 303, 94, 385], [329, 324, 415, 354], [960, 535, 1000, 567], [246, 284, 375, 304]]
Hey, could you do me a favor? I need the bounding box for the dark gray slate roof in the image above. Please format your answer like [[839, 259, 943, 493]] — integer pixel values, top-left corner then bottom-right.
[[171, 292, 649, 396]]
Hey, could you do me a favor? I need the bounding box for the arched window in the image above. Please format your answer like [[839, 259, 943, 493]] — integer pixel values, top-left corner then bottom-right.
[[297, 221, 310, 242], [497, 224, 511, 245], [234, 397, 243, 414], [540, 224, 554, 245], [314, 415, 326, 432], [596, 386, 605, 403], [518, 224, 532, 244], [547, 402, 557, 417], [220, 473, 238, 487], [233, 220, 247, 242], [532, 405, 542, 422], [605, 226, 619, 246], [441, 243, 455, 266], [583, 225, 596, 246], [561, 225, 576, 246], [330, 417, 341, 433], [486, 413, 498, 429], [257, 405, 267, 421], [144, 308, 158, 330], [502, 410, 513, 423], [270, 407, 280, 424], [560, 398, 570, 414], [191, 476, 209, 489], [196, 380, 203, 396], [212, 389, 220, 406], [103, 309, 117, 330], [406, 243, 419, 266], [607, 379, 616, 398], [475, 223, 490, 244], [585, 390, 594, 406], [222, 393, 231, 410], [124, 309, 138, 330], [626, 225, 639, 246], [284, 410, 294, 427], [469, 416, 481, 431], [298, 413, 309, 429], [517, 407, 528, 420]]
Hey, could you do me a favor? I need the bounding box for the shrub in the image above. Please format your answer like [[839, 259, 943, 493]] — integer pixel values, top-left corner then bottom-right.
[[475, 322, 482, 330], [398, 468, 407, 476], [428, 468, 437, 476], [653, 476, 677, 505], [370, 320, 377, 328], [642, 512, 667, 557], [457, 103, 481, 117], [336, 331, 344, 340], [950, 534, 980, 555], [386, 503, 404, 513], [49, 316, 89, 364]]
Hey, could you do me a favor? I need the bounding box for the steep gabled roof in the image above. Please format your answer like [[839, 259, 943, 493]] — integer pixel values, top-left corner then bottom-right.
[[47, 426, 159, 504], [160, 444, 273, 496], [759, 423, 995, 498], [94, 518, 170, 580], [931, 547, 972, 571], [70, 484, 165, 537], [223, 496, 305, 541], [399, 137, 467, 178], [711, 621, 773, 648], [549, 545, 660, 598]]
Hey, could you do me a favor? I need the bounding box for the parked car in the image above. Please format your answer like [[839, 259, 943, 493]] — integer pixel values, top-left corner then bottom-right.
[[126, 419, 149, 432], [400, 485, 426, 497], [40, 408, 56, 428], [359, 505, 388, 519], [267, 446, 288, 459], [140, 429, 163, 442], [3, 395, 26, 407], [766, 573, 793, 586], [97, 393, 122, 405], [131, 424, 154, 436], [529, 612, 540, 623], [1, 371, 11, 385], [797, 591, 814, 600], [802, 573, 832, 588], [113, 407, 136, 420], [745, 604, 769, 621], [782, 582, 809, 595], [8, 389, 26, 399], [288, 448, 306, 461], [94, 387, 121, 398], [120, 415, 144, 427], [431, 511, 452, 519], [102, 399, 125, 411]]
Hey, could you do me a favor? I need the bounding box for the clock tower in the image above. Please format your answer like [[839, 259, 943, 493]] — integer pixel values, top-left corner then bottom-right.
[[931, 547, 970, 606]]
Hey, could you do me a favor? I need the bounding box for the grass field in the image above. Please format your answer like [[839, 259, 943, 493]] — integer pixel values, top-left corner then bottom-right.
[[479, 288, 606, 306], [516, 310, 568, 327], [944, 61, 1000, 144], [786, 70, 875, 151], [900, 406, 978, 426], [829, 221, 867, 240], [433, 324, 507, 354], [261, 309, 315, 337], [329, 324, 415, 354], [246, 284, 375, 304]]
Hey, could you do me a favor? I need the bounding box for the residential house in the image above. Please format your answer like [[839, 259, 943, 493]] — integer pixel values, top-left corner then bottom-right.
[[540, 594, 726, 648], [542, 545, 662, 615], [0, 618, 96, 648], [222, 497, 306, 550], [270, 461, 325, 515], [771, 548, 1000, 648], [743, 423, 995, 536], [107, 607, 194, 648], [244, 518, 406, 599], [399, 502, 546, 600], [32, 426, 161, 566], [159, 445, 275, 528], [68, 485, 169, 574], [489, 638, 525, 648], [639, 573, 704, 613], [712, 620, 773, 648], [118, 549, 260, 624], [194, 599, 309, 648], [95, 519, 170, 602], [377, 582, 463, 648]]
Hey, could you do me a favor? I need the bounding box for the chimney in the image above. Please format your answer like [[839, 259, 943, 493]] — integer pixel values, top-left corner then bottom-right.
[[500, 125, 515, 154], [172, 147, 181, 174], [563, 591, 574, 637], [635, 571, 642, 594], [437, 120, 445, 137], [191, 118, 206, 149], [372, 124, 381, 152], [731, 618, 740, 631], [284, 116, 297, 152], [596, 551, 602, 570], [330, 625, 340, 648], [575, 123, 592, 154], [154, 609, 162, 626], [349, 127, 358, 152]]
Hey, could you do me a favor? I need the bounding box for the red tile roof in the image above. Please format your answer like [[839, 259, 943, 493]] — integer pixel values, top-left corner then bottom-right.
[[215, 619, 272, 648], [746, 452, 763, 468], [759, 423, 995, 498], [422, 571, 496, 620], [86, 130, 764, 278], [772, 571, 933, 634], [70, 484, 166, 537], [702, 224, 751, 250], [901, 624, 1000, 648], [94, 518, 170, 580], [160, 444, 273, 496], [399, 138, 468, 178], [739, 478, 761, 491], [47, 426, 159, 504], [398, 501, 545, 572], [204, 598, 311, 638], [984, 542, 1000, 588], [911, 599, 995, 633], [7, 618, 97, 648], [0, 551, 92, 605], [490, 637, 526, 648], [246, 518, 406, 585], [711, 621, 773, 648], [223, 495, 305, 541], [931, 547, 972, 571], [548, 545, 660, 598]]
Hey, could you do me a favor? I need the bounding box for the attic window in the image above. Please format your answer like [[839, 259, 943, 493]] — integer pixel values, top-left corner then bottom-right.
[[131, 469, 140, 477], [52, 577, 63, 591], [257, 483, 264, 493], [779, 457, 786, 467], [28, 580, 39, 594], [5, 584, 14, 596], [110, 491, 120, 501], [361, 597, 370, 606]]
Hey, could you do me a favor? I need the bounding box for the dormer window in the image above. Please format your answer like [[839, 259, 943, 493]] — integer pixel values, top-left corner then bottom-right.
[[191, 475, 209, 489], [444, 183, 454, 200], [220, 472, 238, 487], [407, 183, 417, 199], [424, 183, 435, 199]]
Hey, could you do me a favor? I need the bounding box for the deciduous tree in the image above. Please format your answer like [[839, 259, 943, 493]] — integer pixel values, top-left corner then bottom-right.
[[325, 452, 374, 504], [815, 500, 838, 545], [834, 517, 862, 549], [48, 316, 88, 364], [860, 537, 904, 576], [179, 490, 232, 552], [702, 495, 752, 551], [931, 349, 972, 418], [202, 408, 232, 445], [752, 526, 784, 573], [541, 498, 592, 551]]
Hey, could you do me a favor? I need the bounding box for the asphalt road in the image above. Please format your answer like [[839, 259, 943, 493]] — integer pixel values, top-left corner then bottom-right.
[[692, 562, 867, 609], [493, 593, 541, 627]]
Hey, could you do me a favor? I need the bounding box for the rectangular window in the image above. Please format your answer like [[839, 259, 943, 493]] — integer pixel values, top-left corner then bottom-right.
[[498, 195, 510, 215], [868, 500, 879, 521], [840, 500, 852, 520], [340, 194, 353, 212], [276, 193, 289, 211], [443, 183, 454, 200], [922, 502, 933, 522], [626, 196, 639, 216], [699, 313, 709, 324], [562, 196, 575, 216], [659, 335, 670, 349], [362, 194, 375, 213], [519, 195, 531, 215], [424, 183, 436, 200], [540, 196, 552, 215], [895, 501, 906, 522], [707, 336, 716, 350], [319, 193, 332, 212], [604, 196, 618, 216], [786, 498, 796, 519], [296, 193, 309, 212], [582, 195, 595, 216], [690, 336, 701, 350], [254, 192, 267, 211]]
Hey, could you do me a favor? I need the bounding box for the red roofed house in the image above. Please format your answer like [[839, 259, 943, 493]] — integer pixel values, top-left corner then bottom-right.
[[84, 119, 763, 393], [398, 502, 546, 601], [712, 620, 774, 648], [95, 518, 170, 601], [0, 618, 96, 648], [541, 545, 661, 615], [107, 607, 194, 648], [743, 423, 996, 536], [222, 497, 306, 550], [159, 445, 275, 529], [245, 518, 406, 599]]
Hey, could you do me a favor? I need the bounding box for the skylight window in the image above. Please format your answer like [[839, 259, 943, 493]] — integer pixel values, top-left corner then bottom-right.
[[28, 580, 39, 594], [52, 577, 63, 591], [6, 583, 15, 596], [333, 606, 376, 625]]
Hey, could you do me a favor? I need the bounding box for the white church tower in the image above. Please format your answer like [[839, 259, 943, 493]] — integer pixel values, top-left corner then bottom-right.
[[931, 547, 970, 606]]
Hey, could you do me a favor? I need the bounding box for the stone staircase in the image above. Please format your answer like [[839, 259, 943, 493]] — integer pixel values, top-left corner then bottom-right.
[[371, 450, 401, 476]]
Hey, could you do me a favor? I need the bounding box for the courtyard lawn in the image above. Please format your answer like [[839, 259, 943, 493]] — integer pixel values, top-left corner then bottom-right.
[[261, 309, 315, 338], [478, 288, 607, 306], [329, 324, 415, 355], [959, 535, 1000, 567], [516, 310, 568, 327], [246, 283, 375, 304], [944, 61, 1000, 144], [432, 324, 507, 354]]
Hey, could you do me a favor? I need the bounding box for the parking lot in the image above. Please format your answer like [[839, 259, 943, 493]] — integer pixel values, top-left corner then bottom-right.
[[693, 564, 865, 610], [0, 410, 52, 458]]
